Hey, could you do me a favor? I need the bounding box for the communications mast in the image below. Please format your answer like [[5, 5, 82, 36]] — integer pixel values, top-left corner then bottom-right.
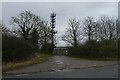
[[50, 12, 57, 48]]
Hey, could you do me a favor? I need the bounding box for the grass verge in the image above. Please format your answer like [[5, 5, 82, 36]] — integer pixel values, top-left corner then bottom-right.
[[2, 53, 52, 73], [67, 55, 119, 61]]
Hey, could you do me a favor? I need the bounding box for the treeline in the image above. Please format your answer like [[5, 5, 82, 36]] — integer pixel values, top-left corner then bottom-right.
[[2, 11, 56, 63], [62, 16, 120, 59]]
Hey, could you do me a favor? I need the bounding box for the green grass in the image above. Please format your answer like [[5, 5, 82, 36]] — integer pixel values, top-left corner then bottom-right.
[[2, 53, 52, 73]]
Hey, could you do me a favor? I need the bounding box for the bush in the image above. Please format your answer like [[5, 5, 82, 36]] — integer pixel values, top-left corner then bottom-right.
[[68, 40, 118, 59], [115, 39, 120, 58], [98, 40, 118, 58], [41, 43, 55, 54], [2, 34, 35, 63]]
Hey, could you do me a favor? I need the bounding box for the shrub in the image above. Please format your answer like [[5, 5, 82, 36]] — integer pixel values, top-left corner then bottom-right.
[[41, 43, 55, 54], [68, 40, 118, 59], [2, 34, 35, 63]]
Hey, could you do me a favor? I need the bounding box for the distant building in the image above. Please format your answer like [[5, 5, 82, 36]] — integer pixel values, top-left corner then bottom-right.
[[53, 47, 68, 55]]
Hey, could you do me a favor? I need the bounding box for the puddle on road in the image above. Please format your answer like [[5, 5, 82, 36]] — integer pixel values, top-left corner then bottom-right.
[[57, 69, 74, 72], [55, 60, 63, 65]]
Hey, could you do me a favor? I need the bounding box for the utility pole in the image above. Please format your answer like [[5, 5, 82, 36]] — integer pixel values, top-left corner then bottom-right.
[[50, 12, 57, 50]]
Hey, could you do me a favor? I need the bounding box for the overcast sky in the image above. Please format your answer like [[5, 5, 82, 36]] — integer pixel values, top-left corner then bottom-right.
[[2, 2, 118, 46]]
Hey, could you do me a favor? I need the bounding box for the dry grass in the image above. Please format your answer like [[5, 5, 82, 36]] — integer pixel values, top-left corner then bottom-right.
[[2, 53, 52, 73]]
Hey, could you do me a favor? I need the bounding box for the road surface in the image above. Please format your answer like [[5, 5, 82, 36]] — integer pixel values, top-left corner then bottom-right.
[[3, 65, 118, 78], [3, 55, 118, 78]]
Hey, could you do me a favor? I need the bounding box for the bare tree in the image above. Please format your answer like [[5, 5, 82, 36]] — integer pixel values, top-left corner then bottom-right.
[[11, 11, 56, 51], [92, 22, 100, 40], [0, 23, 11, 34], [97, 16, 116, 40], [116, 19, 120, 39], [83, 16, 96, 41], [30, 27, 39, 50], [38, 21, 52, 46], [107, 18, 116, 40], [11, 11, 41, 42], [62, 18, 81, 47]]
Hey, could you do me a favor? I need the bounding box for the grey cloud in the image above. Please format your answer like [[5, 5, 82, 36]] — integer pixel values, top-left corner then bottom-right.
[[0, 2, 2, 21]]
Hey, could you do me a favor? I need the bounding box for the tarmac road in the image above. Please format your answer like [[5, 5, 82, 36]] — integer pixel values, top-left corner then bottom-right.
[[3, 64, 118, 78]]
